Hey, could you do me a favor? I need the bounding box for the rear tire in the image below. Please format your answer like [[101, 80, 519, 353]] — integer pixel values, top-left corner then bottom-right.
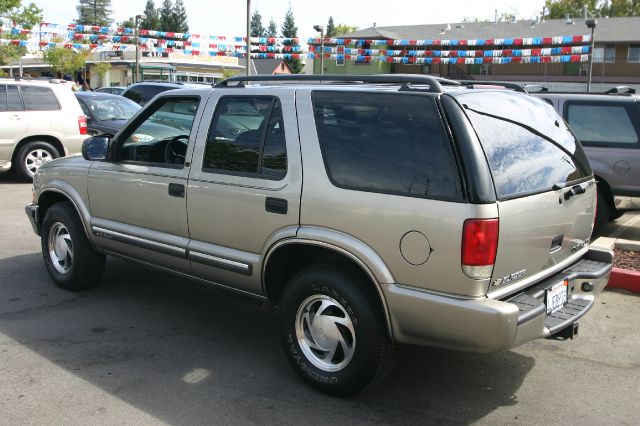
[[279, 265, 397, 397], [593, 188, 610, 238], [15, 141, 59, 180], [41, 202, 105, 291]]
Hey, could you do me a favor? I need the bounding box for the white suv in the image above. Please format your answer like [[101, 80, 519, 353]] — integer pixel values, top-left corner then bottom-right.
[[0, 78, 88, 179]]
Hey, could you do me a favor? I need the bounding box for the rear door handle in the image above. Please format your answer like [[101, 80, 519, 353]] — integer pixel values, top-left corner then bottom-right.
[[265, 197, 287, 215], [168, 183, 185, 198], [9, 115, 22, 120]]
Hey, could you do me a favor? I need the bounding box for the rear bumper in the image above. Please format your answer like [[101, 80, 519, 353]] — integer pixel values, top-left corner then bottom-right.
[[0, 161, 11, 171], [384, 246, 613, 352]]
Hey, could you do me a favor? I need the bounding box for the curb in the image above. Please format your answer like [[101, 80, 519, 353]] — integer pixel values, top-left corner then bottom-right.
[[607, 268, 640, 294]]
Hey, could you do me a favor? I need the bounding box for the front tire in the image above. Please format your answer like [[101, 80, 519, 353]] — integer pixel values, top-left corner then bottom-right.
[[41, 202, 105, 291], [279, 265, 397, 397], [15, 141, 59, 180]]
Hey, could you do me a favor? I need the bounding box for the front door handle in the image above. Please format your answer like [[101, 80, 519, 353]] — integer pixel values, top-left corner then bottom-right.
[[265, 197, 287, 215], [168, 183, 185, 198], [9, 115, 22, 120]]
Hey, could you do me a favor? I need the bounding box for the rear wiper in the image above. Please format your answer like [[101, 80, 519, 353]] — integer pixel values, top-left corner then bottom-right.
[[464, 106, 591, 177]]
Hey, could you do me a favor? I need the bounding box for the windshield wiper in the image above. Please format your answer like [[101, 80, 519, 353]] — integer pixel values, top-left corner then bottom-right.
[[464, 106, 591, 176]]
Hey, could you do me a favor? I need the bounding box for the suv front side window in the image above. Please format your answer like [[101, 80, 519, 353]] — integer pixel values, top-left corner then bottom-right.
[[6, 85, 23, 111], [203, 96, 287, 179], [116, 97, 200, 167]]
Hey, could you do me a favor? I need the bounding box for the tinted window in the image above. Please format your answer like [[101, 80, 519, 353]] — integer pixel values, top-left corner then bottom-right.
[[312, 92, 460, 200], [0, 85, 6, 112], [124, 85, 172, 105], [204, 96, 287, 179], [118, 97, 199, 166], [566, 102, 640, 145], [7, 85, 22, 111], [467, 110, 590, 199], [21, 86, 60, 111]]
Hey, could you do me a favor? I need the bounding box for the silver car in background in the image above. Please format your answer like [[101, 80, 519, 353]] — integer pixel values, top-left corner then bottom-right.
[[533, 90, 640, 233]]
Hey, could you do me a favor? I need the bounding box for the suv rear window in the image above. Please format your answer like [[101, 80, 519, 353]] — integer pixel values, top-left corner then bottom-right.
[[459, 92, 591, 200], [20, 86, 60, 111], [312, 92, 460, 200], [565, 102, 640, 145]]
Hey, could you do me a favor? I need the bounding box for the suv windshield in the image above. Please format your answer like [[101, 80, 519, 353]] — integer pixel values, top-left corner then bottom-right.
[[455, 91, 592, 200]]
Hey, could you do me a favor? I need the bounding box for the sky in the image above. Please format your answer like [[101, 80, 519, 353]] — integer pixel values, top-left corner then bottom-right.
[[34, 0, 547, 37]]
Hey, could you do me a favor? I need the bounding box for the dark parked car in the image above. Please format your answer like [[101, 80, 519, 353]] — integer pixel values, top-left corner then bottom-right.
[[94, 86, 127, 96], [532, 88, 640, 234], [75, 92, 141, 136]]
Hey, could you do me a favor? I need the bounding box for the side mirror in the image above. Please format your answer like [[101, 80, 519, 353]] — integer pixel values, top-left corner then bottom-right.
[[81, 135, 110, 161]]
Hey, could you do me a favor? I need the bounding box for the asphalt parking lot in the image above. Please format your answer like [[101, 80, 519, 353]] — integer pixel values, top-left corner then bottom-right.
[[1, 174, 639, 425]]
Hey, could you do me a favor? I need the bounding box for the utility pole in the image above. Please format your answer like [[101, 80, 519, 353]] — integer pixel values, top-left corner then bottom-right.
[[135, 14, 147, 83], [246, 0, 251, 76], [586, 19, 597, 93]]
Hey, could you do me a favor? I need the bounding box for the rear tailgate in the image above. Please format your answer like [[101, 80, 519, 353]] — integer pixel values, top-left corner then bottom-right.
[[491, 182, 595, 295], [452, 90, 595, 296]]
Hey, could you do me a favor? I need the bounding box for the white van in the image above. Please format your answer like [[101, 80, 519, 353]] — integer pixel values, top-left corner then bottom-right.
[[0, 78, 87, 179]]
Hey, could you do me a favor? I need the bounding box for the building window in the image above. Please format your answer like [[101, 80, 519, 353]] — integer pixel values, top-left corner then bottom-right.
[[628, 45, 640, 63], [593, 45, 615, 63]]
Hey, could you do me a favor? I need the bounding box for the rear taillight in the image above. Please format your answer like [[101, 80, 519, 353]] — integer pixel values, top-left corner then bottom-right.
[[78, 116, 87, 135], [461, 218, 499, 280]]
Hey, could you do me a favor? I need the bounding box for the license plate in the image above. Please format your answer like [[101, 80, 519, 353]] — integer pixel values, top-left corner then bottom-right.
[[546, 279, 569, 314]]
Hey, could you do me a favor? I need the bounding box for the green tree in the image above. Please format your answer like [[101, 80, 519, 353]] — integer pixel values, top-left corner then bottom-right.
[[119, 16, 135, 29], [333, 24, 358, 36], [325, 16, 335, 37], [43, 47, 89, 78], [159, 0, 174, 31], [172, 0, 189, 33], [600, 0, 640, 16], [545, 0, 595, 18], [266, 18, 278, 37], [75, 0, 113, 26], [93, 61, 111, 86], [250, 10, 266, 37], [281, 5, 303, 73], [141, 0, 159, 30], [0, 0, 42, 68]]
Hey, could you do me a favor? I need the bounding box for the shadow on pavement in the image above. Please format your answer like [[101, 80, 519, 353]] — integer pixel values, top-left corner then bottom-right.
[[0, 253, 534, 425], [0, 171, 29, 184]]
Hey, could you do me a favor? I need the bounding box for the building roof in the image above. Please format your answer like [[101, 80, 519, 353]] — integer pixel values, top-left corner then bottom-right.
[[239, 58, 291, 75], [345, 17, 640, 43]]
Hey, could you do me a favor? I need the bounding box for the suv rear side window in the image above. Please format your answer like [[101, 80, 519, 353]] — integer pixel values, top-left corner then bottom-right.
[[565, 102, 640, 145], [20, 86, 60, 111], [312, 92, 460, 200], [203, 96, 287, 179]]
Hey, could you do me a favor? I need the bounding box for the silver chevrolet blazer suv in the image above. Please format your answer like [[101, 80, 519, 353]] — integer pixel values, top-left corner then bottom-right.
[[25, 75, 613, 396]]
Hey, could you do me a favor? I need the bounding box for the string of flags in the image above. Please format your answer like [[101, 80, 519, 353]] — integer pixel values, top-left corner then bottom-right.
[[0, 19, 594, 64]]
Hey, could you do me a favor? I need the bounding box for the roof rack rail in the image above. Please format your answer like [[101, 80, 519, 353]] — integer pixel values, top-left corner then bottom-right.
[[605, 86, 636, 95], [214, 74, 446, 93], [0, 76, 68, 84], [454, 80, 528, 93]]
